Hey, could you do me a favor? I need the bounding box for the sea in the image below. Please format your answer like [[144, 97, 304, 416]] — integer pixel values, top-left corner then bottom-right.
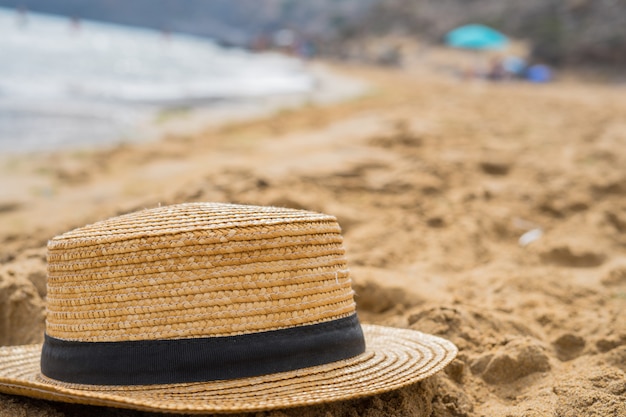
[[0, 8, 314, 153]]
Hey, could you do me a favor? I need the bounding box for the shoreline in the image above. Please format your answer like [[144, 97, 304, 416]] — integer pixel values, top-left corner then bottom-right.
[[0, 63, 367, 155]]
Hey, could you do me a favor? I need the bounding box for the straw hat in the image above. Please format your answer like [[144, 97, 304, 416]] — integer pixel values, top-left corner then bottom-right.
[[0, 202, 456, 414]]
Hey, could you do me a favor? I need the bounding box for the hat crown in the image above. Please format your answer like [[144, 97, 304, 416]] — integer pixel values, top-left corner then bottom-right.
[[46, 203, 356, 342]]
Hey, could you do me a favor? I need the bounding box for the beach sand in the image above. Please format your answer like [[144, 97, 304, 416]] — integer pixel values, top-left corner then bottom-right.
[[0, 63, 625, 416]]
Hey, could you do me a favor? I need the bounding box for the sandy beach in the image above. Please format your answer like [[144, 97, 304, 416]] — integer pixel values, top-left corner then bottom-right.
[[0, 62, 625, 416]]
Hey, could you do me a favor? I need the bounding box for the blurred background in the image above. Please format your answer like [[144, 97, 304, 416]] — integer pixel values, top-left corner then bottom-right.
[[1, 0, 624, 153], [4, 0, 626, 64]]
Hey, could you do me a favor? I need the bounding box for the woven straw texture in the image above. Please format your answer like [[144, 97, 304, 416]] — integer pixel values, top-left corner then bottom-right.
[[0, 325, 457, 413], [45, 202, 354, 342], [0, 202, 457, 413]]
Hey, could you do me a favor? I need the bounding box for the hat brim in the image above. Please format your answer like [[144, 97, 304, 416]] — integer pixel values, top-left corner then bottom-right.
[[0, 325, 456, 414]]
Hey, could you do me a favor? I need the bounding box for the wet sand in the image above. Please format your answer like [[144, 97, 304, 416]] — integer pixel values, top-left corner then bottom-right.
[[0, 63, 625, 416]]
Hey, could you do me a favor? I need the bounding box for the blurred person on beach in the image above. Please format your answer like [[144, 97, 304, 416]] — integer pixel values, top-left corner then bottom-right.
[[486, 56, 506, 81], [502, 56, 527, 79]]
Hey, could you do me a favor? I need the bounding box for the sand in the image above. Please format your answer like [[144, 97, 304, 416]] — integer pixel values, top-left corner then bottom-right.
[[0, 62, 625, 417]]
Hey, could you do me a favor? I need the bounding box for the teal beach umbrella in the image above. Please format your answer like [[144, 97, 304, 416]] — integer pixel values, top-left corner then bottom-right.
[[445, 24, 508, 50]]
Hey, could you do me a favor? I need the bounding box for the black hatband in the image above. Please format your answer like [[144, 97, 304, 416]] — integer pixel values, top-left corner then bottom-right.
[[40, 314, 365, 385]]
